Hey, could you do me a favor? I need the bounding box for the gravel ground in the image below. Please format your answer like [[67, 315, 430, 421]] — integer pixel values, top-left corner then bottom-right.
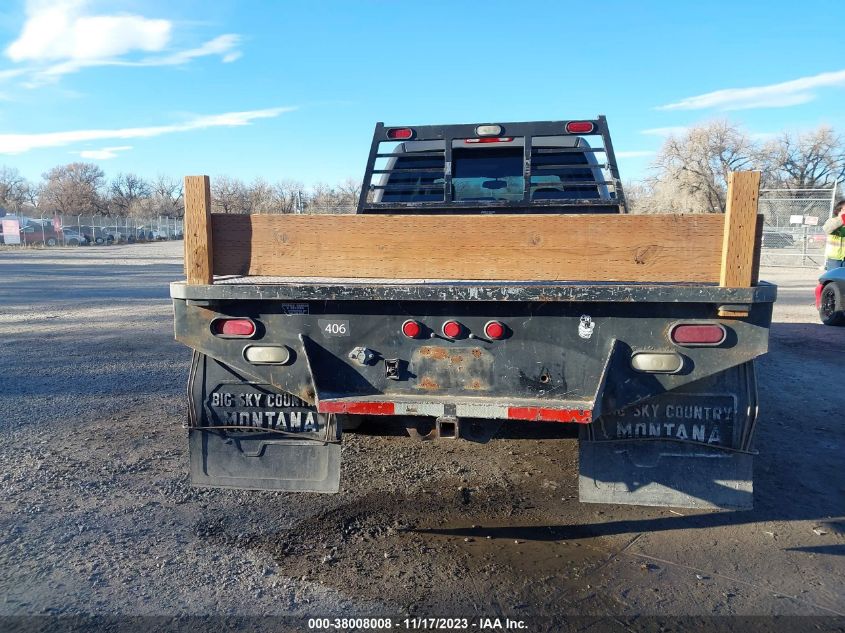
[[0, 242, 843, 630]]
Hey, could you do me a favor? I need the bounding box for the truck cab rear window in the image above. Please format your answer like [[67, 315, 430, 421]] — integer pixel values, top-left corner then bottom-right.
[[529, 148, 601, 200], [380, 154, 445, 203], [381, 144, 602, 203], [453, 147, 524, 202]]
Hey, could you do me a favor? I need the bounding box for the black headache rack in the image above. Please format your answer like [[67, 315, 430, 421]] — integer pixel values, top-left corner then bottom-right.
[[357, 116, 626, 214]]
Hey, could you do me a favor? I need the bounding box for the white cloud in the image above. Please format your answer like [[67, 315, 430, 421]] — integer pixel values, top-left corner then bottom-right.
[[640, 126, 689, 137], [615, 150, 654, 158], [76, 145, 132, 160], [0, 106, 294, 154], [3, 1, 241, 85], [7, 0, 170, 62], [152, 34, 240, 66], [30, 33, 242, 83], [657, 69, 845, 111]]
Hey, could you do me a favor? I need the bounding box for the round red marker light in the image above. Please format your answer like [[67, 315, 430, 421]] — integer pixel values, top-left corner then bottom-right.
[[442, 320, 462, 339], [402, 319, 423, 339], [484, 320, 506, 340]]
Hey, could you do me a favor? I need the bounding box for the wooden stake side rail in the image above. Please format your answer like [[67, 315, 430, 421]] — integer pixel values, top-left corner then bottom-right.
[[183, 171, 762, 287]]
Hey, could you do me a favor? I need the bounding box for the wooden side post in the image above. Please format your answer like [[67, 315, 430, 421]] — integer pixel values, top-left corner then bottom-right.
[[184, 175, 213, 285], [718, 170, 761, 317]]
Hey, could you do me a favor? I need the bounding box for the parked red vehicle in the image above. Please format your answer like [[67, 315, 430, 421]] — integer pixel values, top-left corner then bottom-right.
[[20, 222, 62, 246]]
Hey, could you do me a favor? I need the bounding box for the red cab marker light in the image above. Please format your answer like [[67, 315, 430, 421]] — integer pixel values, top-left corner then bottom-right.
[[465, 137, 514, 144], [386, 127, 414, 140], [402, 319, 423, 339], [670, 323, 726, 346], [442, 320, 463, 339], [484, 320, 506, 340], [212, 318, 256, 337], [565, 121, 594, 134]]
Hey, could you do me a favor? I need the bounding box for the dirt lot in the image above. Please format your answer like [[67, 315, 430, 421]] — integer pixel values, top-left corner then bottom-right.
[[0, 242, 843, 630]]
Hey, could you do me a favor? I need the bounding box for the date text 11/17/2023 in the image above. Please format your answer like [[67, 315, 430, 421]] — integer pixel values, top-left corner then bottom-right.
[[307, 616, 528, 630]]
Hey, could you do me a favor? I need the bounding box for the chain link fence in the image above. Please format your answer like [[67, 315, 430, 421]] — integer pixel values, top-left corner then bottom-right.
[[758, 186, 838, 268], [0, 213, 183, 247]]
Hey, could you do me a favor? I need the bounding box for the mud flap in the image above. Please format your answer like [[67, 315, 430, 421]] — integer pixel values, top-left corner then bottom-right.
[[189, 427, 340, 492], [187, 352, 341, 493], [578, 440, 752, 510], [578, 361, 758, 510]]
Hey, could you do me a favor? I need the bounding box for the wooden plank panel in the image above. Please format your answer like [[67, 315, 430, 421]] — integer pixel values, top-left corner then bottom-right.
[[184, 176, 213, 285], [210, 213, 727, 283], [719, 171, 761, 288]]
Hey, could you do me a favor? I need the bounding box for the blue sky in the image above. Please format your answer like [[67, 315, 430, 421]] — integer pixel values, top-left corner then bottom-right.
[[1, 0, 844, 186]]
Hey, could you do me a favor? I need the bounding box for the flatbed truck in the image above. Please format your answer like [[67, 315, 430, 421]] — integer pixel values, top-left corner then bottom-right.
[[170, 117, 775, 509]]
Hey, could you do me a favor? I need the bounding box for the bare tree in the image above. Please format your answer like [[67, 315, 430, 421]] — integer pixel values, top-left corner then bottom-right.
[[109, 172, 152, 215], [754, 126, 845, 189], [308, 182, 342, 214], [0, 166, 33, 212], [127, 196, 156, 220], [622, 179, 653, 214], [151, 174, 184, 217], [40, 163, 107, 215], [651, 121, 754, 213], [24, 181, 40, 208], [335, 177, 362, 212], [248, 178, 276, 214], [211, 175, 249, 214], [272, 179, 306, 213]]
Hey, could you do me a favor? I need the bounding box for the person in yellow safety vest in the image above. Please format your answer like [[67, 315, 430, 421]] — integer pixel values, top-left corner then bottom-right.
[[823, 199, 845, 270]]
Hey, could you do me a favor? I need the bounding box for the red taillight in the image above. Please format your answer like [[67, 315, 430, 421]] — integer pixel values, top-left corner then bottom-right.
[[484, 320, 506, 340], [402, 319, 423, 339], [565, 121, 594, 134], [442, 320, 463, 339], [213, 318, 256, 337], [465, 137, 514, 144], [670, 324, 726, 346], [386, 127, 413, 140]]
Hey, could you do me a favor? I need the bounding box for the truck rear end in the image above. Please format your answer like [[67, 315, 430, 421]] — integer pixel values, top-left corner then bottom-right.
[[171, 117, 775, 509]]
